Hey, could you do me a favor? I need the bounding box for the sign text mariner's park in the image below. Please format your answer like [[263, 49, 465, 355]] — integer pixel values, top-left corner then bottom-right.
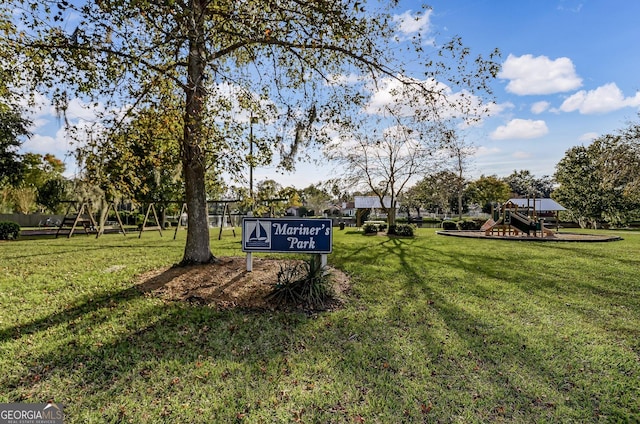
[[242, 218, 332, 271]]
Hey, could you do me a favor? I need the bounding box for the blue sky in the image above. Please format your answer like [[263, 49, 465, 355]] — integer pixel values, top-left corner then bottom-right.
[[412, 0, 640, 180], [18, 0, 640, 189]]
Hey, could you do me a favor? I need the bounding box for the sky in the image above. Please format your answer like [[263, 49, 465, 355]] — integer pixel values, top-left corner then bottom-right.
[[17, 0, 640, 190]]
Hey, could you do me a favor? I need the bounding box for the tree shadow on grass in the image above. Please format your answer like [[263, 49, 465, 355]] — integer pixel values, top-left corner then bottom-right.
[[1, 266, 316, 419], [348, 238, 638, 420]]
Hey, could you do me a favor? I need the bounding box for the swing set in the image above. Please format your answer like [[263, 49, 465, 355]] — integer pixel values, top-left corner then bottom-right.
[[171, 200, 239, 240], [55, 198, 240, 240]]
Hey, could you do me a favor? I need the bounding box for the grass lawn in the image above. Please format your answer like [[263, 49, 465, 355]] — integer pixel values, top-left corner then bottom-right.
[[1, 228, 638, 423]]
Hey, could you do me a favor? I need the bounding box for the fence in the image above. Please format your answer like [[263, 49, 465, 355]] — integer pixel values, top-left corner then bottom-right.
[[0, 214, 65, 227]]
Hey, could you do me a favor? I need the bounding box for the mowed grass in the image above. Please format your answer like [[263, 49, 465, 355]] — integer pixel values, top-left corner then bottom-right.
[[1, 228, 638, 423]]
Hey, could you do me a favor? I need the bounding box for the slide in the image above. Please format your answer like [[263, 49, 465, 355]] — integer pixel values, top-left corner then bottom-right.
[[540, 224, 556, 237], [508, 211, 536, 235], [480, 218, 497, 232]]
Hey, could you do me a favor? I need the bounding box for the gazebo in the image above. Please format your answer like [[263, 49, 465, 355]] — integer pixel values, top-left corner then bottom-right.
[[354, 196, 395, 226], [506, 198, 567, 228]]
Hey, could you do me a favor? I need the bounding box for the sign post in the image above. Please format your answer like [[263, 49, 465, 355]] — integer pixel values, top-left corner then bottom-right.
[[242, 218, 333, 271]]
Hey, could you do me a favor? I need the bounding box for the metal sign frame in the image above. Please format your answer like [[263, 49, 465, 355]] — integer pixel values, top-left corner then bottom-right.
[[242, 218, 333, 271]]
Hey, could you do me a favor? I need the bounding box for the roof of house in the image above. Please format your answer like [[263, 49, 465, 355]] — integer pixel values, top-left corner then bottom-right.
[[507, 198, 567, 211], [354, 196, 393, 209]]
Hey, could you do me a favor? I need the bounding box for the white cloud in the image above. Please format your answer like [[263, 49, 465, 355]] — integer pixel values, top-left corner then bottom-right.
[[364, 76, 497, 125], [21, 127, 78, 176], [559, 82, 640, 114], [474, 146, 501, 157], [29, 118, 50, 132], [499, 54, 582, 95], [64, 98, 106, 121], [22, 133, 58, 155], [557, 1, 584, 13], [393, 10, 434, 44], [17, 92, 53, 129], [578, 132, 598, 142], [490, 119, 548, 140], [326, 73, 362, 86], [513, 151, 533, 159], [485, 101, 514, 117], [531, 101, 550, 114]]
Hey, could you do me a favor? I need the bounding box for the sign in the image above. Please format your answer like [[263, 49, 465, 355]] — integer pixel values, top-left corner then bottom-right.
[[242, 218, 332, 253], [0, 403, 64, 424]]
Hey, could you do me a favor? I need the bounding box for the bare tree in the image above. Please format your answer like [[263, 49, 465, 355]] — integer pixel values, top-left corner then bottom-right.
[[444, 129, 475, 220], [332, 123, 440, 225]]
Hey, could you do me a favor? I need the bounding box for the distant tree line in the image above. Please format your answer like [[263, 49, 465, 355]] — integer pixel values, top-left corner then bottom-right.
[[3, 93, 639, 228], [400, 116, 640, 228]]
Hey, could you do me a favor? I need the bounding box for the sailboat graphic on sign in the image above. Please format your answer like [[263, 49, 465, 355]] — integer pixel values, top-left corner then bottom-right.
[[245, 220, 271, 249], [249, 220, 268, 241]]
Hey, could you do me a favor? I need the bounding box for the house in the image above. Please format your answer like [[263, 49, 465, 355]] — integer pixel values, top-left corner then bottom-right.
[[341, 201, 356, 217]]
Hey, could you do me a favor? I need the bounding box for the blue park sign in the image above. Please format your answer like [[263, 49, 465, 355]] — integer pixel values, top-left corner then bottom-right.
[[242, 218, 333, 253]]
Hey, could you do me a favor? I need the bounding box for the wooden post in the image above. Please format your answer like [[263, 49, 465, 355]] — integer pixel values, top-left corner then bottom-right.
[[138, 203, 163, 238], [217, 202, 235, 240], [174, 203, 188, 240], [96, 201, 126, 238]]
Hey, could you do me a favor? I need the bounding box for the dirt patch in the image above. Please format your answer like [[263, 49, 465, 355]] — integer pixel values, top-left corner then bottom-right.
[[135, 256, 351, 312]]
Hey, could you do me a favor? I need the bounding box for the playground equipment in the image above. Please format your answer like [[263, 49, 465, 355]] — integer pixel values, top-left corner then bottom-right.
[[172, 200, 238, 240], [96, 201, 127, 238], [56, 201, 98, 238], [138, 203, 164, 238], [481, 200, 556, 238], [52, 197, 241, 240]]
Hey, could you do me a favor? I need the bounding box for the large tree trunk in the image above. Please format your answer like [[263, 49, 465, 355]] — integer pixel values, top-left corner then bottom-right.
[[181, 0, 214, 264], [387, 200, 397, 226]]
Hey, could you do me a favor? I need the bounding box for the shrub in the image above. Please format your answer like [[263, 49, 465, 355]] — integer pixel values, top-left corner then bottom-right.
[[442, 220, 458, 230], [0, 221, 20, 240], [265, 256, 333, 308], [387, 224, 415, 237], [135, 214, 146, 225], [362, 223, 378, 234], [457, 220, 480, 230]]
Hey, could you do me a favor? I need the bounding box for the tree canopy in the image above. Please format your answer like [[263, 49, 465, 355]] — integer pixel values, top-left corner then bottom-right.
[[404, 170, 462, 216], [0, 104, 31, 186], [554, 119, 640, 227], [5, 0, 498, 262], [465, 174, 511, 212], [503, 170, 553, 198]]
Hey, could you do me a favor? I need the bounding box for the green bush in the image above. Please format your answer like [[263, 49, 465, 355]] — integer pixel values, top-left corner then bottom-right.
[[362, 223, 379, 234], [0, 221, 20, 240], [265, 256, 333, 309], [457, 220, 480, 230], [442, 220, 458, 230], [387, 224, 415, 237]]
